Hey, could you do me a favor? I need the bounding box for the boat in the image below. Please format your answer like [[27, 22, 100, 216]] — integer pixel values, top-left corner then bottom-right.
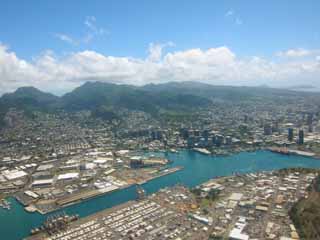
[[169, 148, 178, 153], [0, 199, 11, 210], [193, 148, 211, 155]]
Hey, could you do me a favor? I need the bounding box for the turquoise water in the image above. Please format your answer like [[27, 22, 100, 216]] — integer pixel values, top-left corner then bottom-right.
[[1, 150, 320, 240]]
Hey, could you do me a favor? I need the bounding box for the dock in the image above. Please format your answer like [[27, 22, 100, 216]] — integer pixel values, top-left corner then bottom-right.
[[137, 166, 183, 184]]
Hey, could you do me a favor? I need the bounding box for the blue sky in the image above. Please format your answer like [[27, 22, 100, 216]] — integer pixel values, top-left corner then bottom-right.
[[0, 0, 320, 94]]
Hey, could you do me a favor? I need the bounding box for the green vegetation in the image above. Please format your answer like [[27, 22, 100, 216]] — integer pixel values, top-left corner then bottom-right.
[[92, 105, 120, 121], [191, 187, 221, 209], [191, 187, 202, 196], [1, 81, 320, 125], [206, 189, 221, 201], [290, 175, 320, 240]]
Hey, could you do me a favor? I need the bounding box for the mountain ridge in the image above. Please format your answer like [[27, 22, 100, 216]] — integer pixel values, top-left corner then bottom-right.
[[0, 81, 319, 127]]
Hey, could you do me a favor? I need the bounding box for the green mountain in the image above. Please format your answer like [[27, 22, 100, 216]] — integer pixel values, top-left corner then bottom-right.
[[0, 87, 59, 126], [60, 81, 210, 115], [0, 82, 212, 124], [1, 87, 58, 108], [142, 81, 308, 102], [0, 81, 318, 125]]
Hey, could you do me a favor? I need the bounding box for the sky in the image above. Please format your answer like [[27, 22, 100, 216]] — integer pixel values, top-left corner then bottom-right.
[[0, 0, 320, 95]]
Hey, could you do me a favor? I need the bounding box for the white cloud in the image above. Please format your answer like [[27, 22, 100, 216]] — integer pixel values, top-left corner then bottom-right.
[[84, 16, 97, 30], [54, 33, 77, 45], [235, 18, 243, 25], [147, 42, 175, 62], [276, 48, 316, 58], [83, 16, 107, 43], [54, 16, 107, 45], [225, 9, 243, 25], [225, 9, 234, 17], [1, 43, 320, 95]]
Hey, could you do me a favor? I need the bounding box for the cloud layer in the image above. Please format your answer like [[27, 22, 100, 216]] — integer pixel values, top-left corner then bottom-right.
[[0, 43, 320, 95]]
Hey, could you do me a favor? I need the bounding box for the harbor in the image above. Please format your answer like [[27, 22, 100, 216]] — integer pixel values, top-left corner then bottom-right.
[[33, 165, 183, 214], [25, 169, 319, 240], [2, 150, 320, 240]]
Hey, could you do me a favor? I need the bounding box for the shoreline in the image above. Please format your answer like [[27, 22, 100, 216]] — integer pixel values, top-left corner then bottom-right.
[[14, 148, 320, 215], [2, 149, 320, 240], [24, 167, 320, 240], [23, 166, 183, 215], [137, 166, 183, 185], [19, 148, 320, 215]]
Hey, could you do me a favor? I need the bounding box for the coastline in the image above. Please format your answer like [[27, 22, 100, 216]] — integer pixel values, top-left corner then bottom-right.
[[3, 150, 320, 240], [15, 148, 320, 215], [26, 165, 183, 215]]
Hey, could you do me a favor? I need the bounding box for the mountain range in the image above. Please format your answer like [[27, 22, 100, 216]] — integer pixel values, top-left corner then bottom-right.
[[0, 81, 318, 126]]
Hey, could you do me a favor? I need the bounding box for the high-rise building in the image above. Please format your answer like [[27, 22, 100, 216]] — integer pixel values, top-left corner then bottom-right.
[[215, 135, 224, 147], [202, 129, 209, 141], [272, 121, 279, 133], [226, 136, 232, 145], [199, 137, 208, 147], [187, 136, 194, 148], [244, 115, 248, 123], [264, 124, 272, 135], [298, 129, 304, 145], [180, 128, 189, 140], [212, 136, 217, 145], [288, 128, 294, 142], [151, 130, 162, 141], [307, 113, 313, 125], [194, 130, 200, 137]]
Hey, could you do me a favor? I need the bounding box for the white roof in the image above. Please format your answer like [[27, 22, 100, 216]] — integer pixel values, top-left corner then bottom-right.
[[32, 179, 54, 186], [85, 163, 96, 169], [104, 169, 115, 175], [24, 190, 39, 198], [20, 155, 32, 161], [86, 151, 104, 156], [229, 193, 243, 201], [3, 170, 28, 180], [116, 150, 130, 155], [37, 164, 54, 171], [57, 172, 79, 180], [106, 152, 113, 156], [93, 159, 107, 164], [229, 228, 249, 240]]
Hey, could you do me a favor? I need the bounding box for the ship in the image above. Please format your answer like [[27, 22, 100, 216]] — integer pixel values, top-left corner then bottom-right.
[[268, 147, 289, 155], [136, 186, 146, 200], [30, 212, 79, 235]]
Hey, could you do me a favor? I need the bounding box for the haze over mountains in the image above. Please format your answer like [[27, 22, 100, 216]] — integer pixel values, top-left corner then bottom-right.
[[1, 81, 319, 127]]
